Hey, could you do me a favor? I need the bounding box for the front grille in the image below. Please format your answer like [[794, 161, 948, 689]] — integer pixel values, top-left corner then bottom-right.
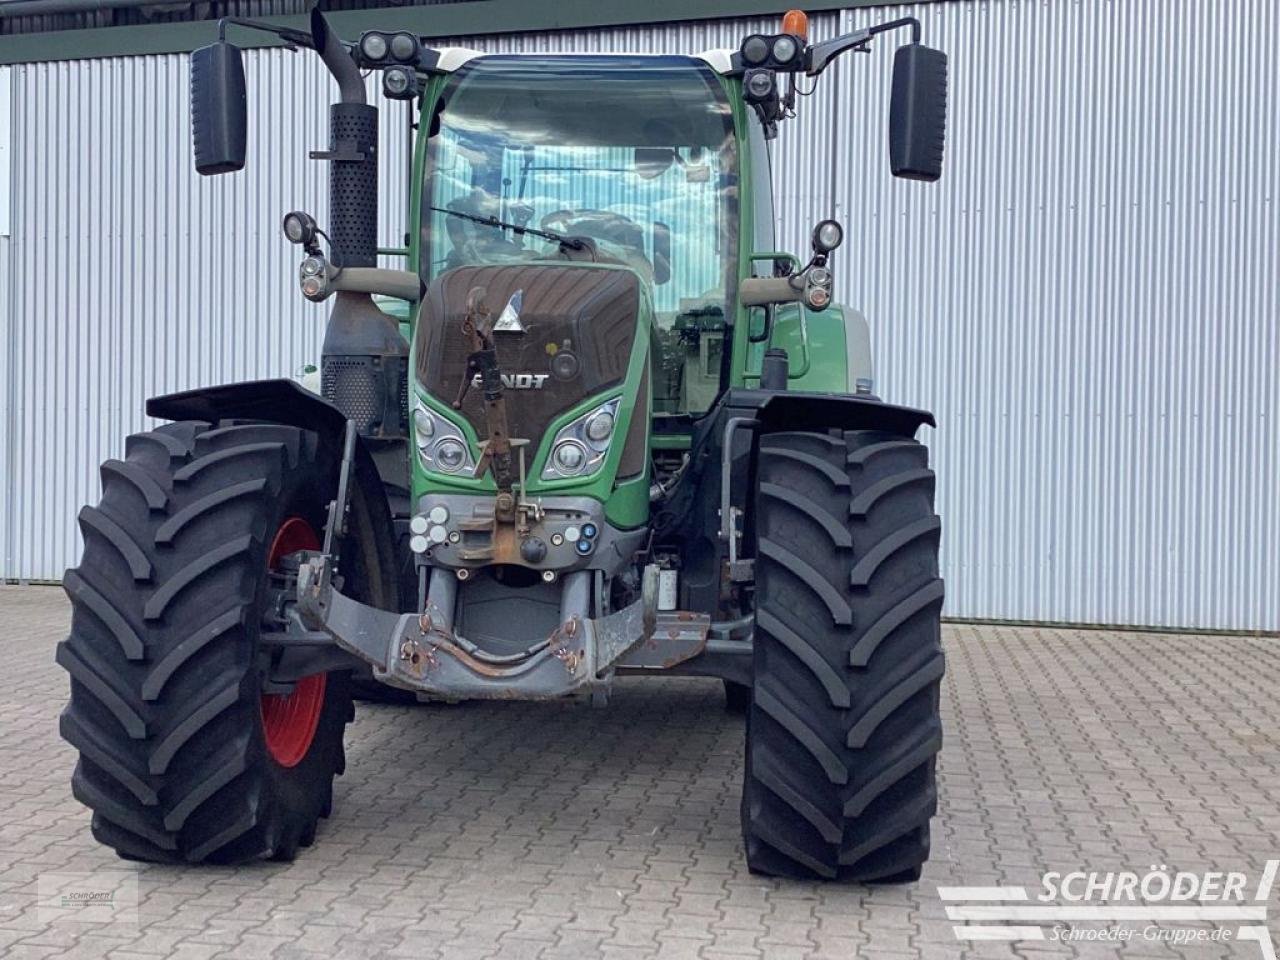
[[322, 355, 409, 438], [416, 264, 640, 450]]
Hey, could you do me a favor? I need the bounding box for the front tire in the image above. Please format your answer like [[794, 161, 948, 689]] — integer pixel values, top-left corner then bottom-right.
[[742, 429, 944, 882], [58, 421, 354, 863]]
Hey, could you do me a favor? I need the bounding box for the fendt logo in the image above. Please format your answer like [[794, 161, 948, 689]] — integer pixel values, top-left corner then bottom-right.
[[942, 860, 1277, 957], [469, 373, 549, 390]]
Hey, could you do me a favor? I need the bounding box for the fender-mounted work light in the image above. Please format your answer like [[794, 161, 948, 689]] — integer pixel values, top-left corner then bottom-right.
[[812, 219, 844, 254]]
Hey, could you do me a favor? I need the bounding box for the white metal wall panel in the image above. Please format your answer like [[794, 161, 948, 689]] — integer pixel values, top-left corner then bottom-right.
[[0, 54, 412, 582], [1, 2, 1276, 632], [826, 0, 1279, 630], [0, 234, 11, 581]]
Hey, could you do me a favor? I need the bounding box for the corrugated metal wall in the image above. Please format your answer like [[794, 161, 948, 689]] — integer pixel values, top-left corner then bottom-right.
[[0, 0, 468, 37], [1, 1, 1276, 631]]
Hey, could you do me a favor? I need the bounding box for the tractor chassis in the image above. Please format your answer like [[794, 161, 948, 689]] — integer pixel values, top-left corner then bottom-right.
[[283, 555, 746, 699]]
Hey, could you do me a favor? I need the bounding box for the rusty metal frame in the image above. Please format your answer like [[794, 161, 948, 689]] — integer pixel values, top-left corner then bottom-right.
[[292, 553, 714, 700]]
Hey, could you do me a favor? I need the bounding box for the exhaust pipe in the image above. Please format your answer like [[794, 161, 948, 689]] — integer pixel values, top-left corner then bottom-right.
[[311, 8, 366, 106], [311, 8, 376, 269], [310, 9, 410, 442]]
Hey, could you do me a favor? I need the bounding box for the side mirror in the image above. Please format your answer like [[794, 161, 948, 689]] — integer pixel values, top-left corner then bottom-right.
[[888, 43, 948, 182], [652, 221, 672, 285], [190, 41, 247, 176]]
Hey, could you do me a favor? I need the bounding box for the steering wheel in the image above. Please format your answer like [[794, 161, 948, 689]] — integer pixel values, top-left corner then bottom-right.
[[540, 209, 644, 249]]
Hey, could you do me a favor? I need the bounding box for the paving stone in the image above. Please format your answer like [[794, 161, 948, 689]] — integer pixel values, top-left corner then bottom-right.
[[3, 586, 1277, 960]]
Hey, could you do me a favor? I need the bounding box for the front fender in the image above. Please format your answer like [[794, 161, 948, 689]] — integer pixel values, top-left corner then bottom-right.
[[724, 388, 935, 437], [147, 378, 349, 439], [147, 379, 402, 613]]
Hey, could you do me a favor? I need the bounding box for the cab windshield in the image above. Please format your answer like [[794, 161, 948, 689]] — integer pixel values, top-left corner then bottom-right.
[[421, 55, 739, 413]]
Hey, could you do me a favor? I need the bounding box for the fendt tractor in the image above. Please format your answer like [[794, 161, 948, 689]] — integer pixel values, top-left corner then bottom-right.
[[58, 5, 949, 881]]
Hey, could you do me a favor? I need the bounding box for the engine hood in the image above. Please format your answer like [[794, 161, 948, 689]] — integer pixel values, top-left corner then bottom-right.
[[415, 263, 642, 452]]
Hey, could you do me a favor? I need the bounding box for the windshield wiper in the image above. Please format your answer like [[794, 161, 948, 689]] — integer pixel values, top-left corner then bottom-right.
[[430, 206, 586, 251]]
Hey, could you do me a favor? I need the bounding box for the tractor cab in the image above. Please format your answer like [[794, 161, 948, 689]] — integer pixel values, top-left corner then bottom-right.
[[416, 53, 740, 420]]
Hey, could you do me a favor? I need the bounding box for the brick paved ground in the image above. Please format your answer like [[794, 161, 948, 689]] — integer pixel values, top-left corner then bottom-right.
[[0, 584, 1276, 959]]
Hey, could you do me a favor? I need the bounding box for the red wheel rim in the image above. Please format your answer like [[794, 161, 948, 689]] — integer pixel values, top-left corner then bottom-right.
[[260, 517, 327, 768]]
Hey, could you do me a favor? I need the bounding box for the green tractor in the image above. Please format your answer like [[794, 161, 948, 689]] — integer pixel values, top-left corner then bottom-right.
[[58, 6, 948, 881]]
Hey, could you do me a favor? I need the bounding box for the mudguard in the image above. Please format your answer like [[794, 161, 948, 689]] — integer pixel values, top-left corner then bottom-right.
[[726, 388, 935, 436], [147, 378, 402, 613]]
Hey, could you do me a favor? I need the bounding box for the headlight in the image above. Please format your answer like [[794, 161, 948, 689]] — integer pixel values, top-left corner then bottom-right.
[[552, 441, 588, 475], [584, 410, 615, 446], [542, 398, 621, 481], [412, 407, 435, 449], [435, 439, 467, 473], [413, 400, 476, 477]]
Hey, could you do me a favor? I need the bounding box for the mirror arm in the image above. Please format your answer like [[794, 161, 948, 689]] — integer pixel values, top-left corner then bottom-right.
[[805, 17, 922, 76], [216, 16, 315, 51]]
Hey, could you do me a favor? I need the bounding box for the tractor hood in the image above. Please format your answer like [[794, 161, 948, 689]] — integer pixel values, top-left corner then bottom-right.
[[413, 262, 650, 497]]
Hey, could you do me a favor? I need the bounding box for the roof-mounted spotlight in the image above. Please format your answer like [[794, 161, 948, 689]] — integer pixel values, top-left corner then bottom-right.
[[359, 32, 388, 62], [739, 30, 807, 72], [383, 65, 420, 101], [389, 32, 418, 62], [741, 34, 770, 66], [771, 34, 801, 67], [743, 68, 777, 104]]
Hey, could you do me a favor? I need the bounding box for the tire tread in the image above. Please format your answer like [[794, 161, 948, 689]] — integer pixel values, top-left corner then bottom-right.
[[744, 428, 944, 883]]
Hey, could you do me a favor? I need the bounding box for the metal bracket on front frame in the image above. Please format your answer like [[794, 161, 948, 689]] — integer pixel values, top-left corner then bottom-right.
[[720, 416, 759, 583]]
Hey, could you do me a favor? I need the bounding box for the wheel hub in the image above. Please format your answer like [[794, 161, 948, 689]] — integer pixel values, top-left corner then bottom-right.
[[261, 517, 326, 768]]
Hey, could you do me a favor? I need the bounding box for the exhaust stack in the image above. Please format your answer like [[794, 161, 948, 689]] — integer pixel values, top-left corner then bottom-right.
[[309, 10, 409, 442], [188, 11, 410, 442]]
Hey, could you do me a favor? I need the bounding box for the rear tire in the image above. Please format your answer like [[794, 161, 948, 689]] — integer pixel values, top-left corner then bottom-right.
[[58, 421, 355, 864], [742, 429, 944, 882]]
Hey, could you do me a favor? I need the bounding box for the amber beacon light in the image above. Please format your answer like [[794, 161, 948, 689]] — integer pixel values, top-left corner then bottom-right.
[[781, 9, 809, 39]]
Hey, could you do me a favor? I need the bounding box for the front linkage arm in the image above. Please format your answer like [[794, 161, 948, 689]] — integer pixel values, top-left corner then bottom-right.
[[452, 287, 517, 507]]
